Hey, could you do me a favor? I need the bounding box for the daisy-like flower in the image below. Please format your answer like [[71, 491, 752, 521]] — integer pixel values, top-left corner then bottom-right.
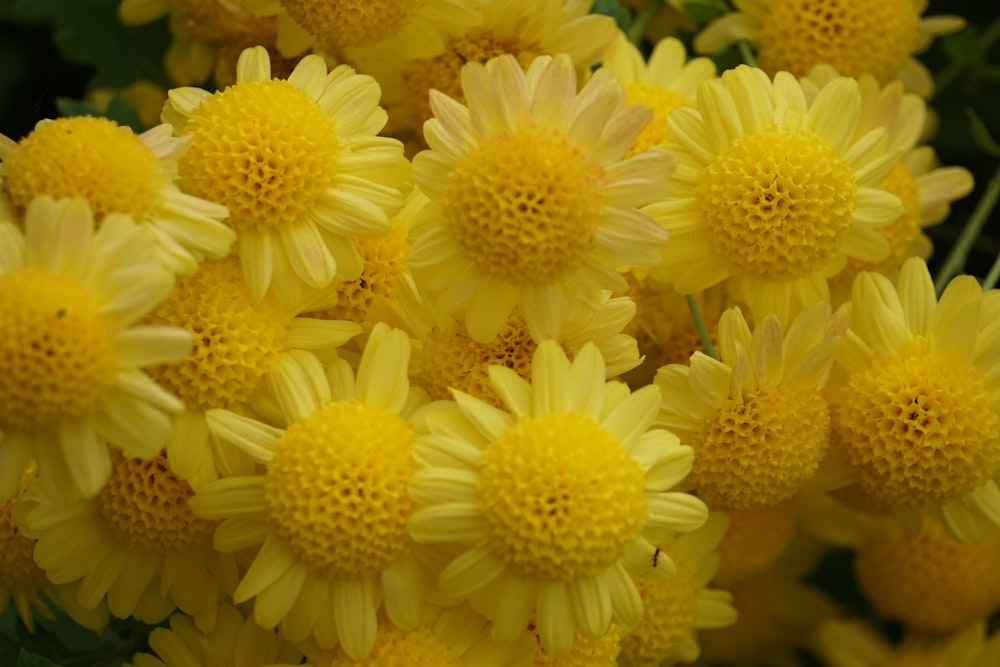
[[0, 117, 233, 274], [146, 255, 361, 488], [599, 33, 717, 155], [528, 623, 621, 666], [407, 340, 709, 657], [409, 53, 672, 343], [714, 502, 798, 586], [617, 514, 737, 667], [163, 46, 410, 305], [693, 0, 966, 97], [644, 65, 903, 323], [16, 448, 239, 631], [345, 0, 619, 139], [125, 603, 304, 667], [832, 258, 1000, 544], [815, 618, 1000, 667], [0, 197, 189, 502], [656, 301, 848, 509], [188, 323, 432, 658]]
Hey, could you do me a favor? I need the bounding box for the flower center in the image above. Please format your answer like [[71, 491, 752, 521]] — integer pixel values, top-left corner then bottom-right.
[[758, 0, 920, 82], [532, 622, 621, 666], [147, 257, 289, 412], [2, 116, 165, 222], [417, 316, 538, 407], [179, 79, 341, 231], [171, 0, 274, 45], [264, 401, 417, 577], [0, 272, 117, 431], [98, 450, 216, 551], [444, 126, 604, 285], [281, 0, 427, 47], [693, 386, 831, 509], [854, 519, 1000, 633], [624, 83, 691, 155], [715, 503, 797, 586], [332, 623, 460, 666], [835, 354, 1000, 506], [618, 543, 699, 666], [307, 222, 409, 324], [697, 124, 857, 281], [479, 413, 647, 581], [0, 470, 44, 592]]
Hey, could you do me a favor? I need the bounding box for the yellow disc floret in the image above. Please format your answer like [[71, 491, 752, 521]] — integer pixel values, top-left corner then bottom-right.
[[854, 519, 1000, 632], [2, 116, 165, 222], [264, 401, 417, 577], [0, 272, 117, 431], [693, 386, 830, 509], [179, 79, 341, 230], [148, 257, 289, 411], [758, 0, 919, 82], [98, 450, 215, 551], [715, 504, 797, 585], [281, 0, 426, 47], [479, 414, 647, 581], [444, 126, 603, 285], [624, 83, 690, 155], [532, 622, 621, 666], [0, 470, 44, 593], [698, 125, 857, 281], [835, 354, 1000, 506], [329, 623, 460, 667]]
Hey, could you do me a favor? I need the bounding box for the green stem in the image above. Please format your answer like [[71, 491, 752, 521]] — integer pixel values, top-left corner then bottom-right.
[[737, 40, 757, 67], [686, 295, 720, 360], [627, 0, 664, 45], [934, 163, 1000, 294], [982, 252, 1000, 290]]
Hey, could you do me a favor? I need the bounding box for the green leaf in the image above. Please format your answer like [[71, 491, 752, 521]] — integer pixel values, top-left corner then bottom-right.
[[591, 0, 632, 33], [941, 26, 982, 67], [967, 107, 1000, 157], [683, 0, 726, 25], [56, 93, 145, 131], [17, 649, 57, 667], [9, 0, 60, 23]]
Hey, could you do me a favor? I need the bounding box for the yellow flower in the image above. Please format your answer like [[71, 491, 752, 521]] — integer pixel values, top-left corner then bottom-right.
[[814, 618, 1000, 667], [694, 0, 966, 97], [656, 302, 848, 509], [407, 340, 708, 657], [644, 65, 903, 323], [832, 258, 1000, 544], [0, 198, 190, 502], [0, 117, 233, 274], [409, 53, 672, 343], [163, 46, 410, 306], [188, 324, 432, 658]]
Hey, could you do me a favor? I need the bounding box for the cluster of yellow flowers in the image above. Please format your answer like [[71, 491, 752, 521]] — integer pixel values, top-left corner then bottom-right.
[[1, 1, 999, 666]]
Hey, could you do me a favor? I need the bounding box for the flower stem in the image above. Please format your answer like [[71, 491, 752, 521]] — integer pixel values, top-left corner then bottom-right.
[[686, 295, 720, 359], [628, 0, 664, 44], [982, 251, 1000, 290], [737, 40, 757, 67], [934, 163, 1000, 294]]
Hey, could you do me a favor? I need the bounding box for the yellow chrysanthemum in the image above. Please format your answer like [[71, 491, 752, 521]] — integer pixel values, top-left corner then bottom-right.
[[600, 34, 717, 155], [0, 117, 233, 274], [408, 53, 672, 343], [529, 623, 620, 666], [617, 515, 737, 667], [125, 603, 304, 667], [407, 340, 708, 657], [188, 324, 432, 658], [832, 258, 1000, 544], [163, 46, 410, 306], [17, 448, 238, 630], [146, 255, 360, 488], [694, 0, 966, 97], [656, 302, 847, 509], [644, 65, 903, 323], [715, 502, 798, 586], [0, 197, 190, 502], [814, 618, 1000, 667]]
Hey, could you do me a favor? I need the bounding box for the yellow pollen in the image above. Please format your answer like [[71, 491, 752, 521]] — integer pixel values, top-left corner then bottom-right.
[[618, 543, 700, 666], [0, 272, 117, 432], [479, 413, 647, 581], [307, 223, 410, 324], [835, 354, 1000, 506], [282, 0, 426, 47], [624, 83, 690, 155], [147, 257, 289, 412], [715, 503, 797, 586], [264, 401, 417, 577], [402, 31, 539, 132], [532, 622, 621, 666], [445, 126, 604, 285], [693, 385, 830, 509], [179, 79, 341, 231], [418, 316, 538, 407], [329, 623, 460, 667], [2, 116, 165, 222], [854, 519, 1000, 633], [757, 0, 920, 82], [698, 125, 857, 281], [0, 469, 44, 592], [833, 162, 922, 288], [98, 450, 215, 551]]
